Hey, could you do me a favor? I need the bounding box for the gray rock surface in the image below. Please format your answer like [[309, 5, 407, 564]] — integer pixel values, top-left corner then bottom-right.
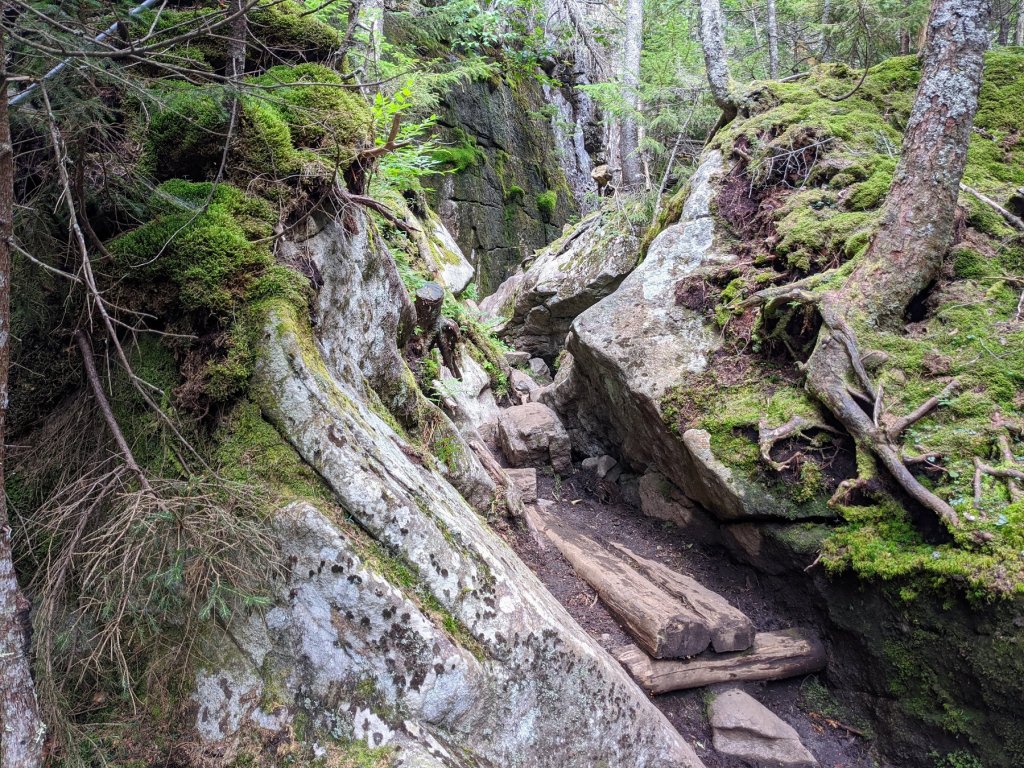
[[497, 403, 573, 475], [505, 468, 538, 503], [510, 368, 541, 402], [638, 471, 720, 544], [709, 689, 818, 767], [550, 152, 809, 522], [479, 207, 641, 358], [194, 211, 704, 767], [596, 455, 620, 481]]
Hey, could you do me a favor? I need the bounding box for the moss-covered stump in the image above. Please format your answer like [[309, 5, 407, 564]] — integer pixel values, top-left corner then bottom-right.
[[428, 77, 577, 295]]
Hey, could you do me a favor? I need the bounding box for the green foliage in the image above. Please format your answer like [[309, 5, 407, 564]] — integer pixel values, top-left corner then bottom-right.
[[370, 82, 447, 193]]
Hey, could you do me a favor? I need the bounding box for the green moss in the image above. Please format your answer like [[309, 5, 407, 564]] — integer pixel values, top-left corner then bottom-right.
[[848, 159, 895, 211], [110, 181, 310, 403], [431, 128, 484, 172], [248, 1, 341, 63], [215, 401, 330, 502], [536, 189, 557, 219], [147, 86, 230, 181], [248, 64, 371, 160]]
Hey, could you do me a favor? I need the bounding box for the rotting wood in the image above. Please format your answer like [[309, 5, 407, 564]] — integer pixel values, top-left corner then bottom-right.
[[613, 628, 826, 694], [608, 542, 755, 652], [534, 506, 713, 658]]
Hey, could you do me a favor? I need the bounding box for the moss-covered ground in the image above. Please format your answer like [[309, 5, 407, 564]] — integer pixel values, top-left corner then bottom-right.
[[660, 50, 1024, 598]]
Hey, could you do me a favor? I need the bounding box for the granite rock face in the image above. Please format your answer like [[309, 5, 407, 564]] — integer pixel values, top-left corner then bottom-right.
[[496, 402, 573, 475], [193, 210, 704, 768], [431, 78, 577, 295], [479, 207, 641, 360]]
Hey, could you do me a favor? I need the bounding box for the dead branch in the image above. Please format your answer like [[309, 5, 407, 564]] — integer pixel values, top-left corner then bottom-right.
[[74, 330, 152, 492], [959, 182, 1024, 232]]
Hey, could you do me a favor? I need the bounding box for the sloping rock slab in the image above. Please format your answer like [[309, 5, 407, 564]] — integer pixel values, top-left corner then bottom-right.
[[710, 688, 818, 767], [480, 207, 640, 358]]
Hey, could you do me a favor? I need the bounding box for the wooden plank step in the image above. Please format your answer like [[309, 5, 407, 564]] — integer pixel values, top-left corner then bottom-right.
[[531, 503, 713, 658], [613, 629, 826, 694], [609, 542, 755, 652]]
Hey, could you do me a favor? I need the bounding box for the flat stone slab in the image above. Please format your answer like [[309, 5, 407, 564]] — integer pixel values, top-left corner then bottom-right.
[[709, 688, 818, 767]]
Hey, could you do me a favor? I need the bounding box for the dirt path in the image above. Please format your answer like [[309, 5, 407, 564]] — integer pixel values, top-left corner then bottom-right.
[[502, 466, 884, 768]]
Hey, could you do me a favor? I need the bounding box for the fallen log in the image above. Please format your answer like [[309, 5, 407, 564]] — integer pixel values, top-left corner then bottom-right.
[[613, 629, 826, 694], [609, 542, 755, 652], [535, 506, 712, 658]]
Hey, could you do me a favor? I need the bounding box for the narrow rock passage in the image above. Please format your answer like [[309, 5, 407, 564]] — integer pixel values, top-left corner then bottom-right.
[[501, 468, 882, 768]]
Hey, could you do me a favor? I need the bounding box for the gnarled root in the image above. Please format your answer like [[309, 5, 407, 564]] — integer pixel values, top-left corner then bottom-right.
[[972, 423, 1024, 507], [757, 415, 839, 471], [802, 301, 961, 528]]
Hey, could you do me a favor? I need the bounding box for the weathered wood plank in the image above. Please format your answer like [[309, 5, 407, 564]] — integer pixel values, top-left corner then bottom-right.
[[609, 542, 755, 652], [534, 505, 713, 658], [613, 629, 826, 694]]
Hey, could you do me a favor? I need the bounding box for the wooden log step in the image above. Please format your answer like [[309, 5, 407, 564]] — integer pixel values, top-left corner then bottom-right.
[[609, 542, 755, 652], [613, 629, 826, 694], [533, 504, 713, 658]]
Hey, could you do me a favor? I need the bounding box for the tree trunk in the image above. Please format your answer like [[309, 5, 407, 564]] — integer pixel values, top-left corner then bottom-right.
[[697, 0, 738, 124], [899, 27, 911, 54], [766, 0, 779, 78], [1016, 0, 1024, 45], [797, 0, 994, 528], [0, 34, 47, 768], [818, 0, 832, 61], [619, 0, 643, 189]]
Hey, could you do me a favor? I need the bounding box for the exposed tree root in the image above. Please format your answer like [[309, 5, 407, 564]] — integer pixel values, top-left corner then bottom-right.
[[972, 424, 1024, 507], [757, 414, 839, 471], [754, 290, 962, 528]]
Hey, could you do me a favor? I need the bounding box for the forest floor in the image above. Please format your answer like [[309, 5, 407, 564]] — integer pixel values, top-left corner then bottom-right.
[[501, 467, 885, 768]]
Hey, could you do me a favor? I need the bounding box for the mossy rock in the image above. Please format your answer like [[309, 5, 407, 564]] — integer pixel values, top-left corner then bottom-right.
[[109, 181, 310, 403]]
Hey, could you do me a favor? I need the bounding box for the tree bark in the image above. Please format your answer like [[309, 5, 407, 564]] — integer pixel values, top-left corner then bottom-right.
[[819, 0, 832, 61], [797, 0, 994, 528], [697, 0, 739, 124], [619, 0, 644, 189], [766, 0, 779, 78], [1016, 0, 1024, 45], [0, 34, 47, 768], [614, 629, 826, 694]]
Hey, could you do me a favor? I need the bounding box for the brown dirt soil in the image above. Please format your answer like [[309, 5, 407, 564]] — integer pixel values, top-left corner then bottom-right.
[[502, 467, 887, 768]]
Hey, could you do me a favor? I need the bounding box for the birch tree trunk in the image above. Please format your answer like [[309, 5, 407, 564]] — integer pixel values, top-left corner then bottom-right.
[[766, 0, 779, 78], [697, 0, 738, 123], [619, 0, 643, 189], [1016, 0, 1024, 45], [0, 34, 47, 768]]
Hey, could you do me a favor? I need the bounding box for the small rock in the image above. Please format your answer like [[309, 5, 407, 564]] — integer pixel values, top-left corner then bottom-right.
[[505, 468, 537, 503], [510, 369, 540, 401], [505, 350, 531, 367], [496, 403, 572, 475], [581, 456, 601, 472], [639, 471, 720, 544], [529, 357, 552, 383], [594, 455, 622, 483], [709, 688, 818, 768]]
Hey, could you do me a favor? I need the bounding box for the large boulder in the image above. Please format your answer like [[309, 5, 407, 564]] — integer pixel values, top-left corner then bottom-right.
[[195, 210, 703, 767], [709, 688, 818, 767], [556, 152, 733, 505], [496, 402, 573, 474], [480, 206, 640, 359], [552, 152, 801, 522]]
